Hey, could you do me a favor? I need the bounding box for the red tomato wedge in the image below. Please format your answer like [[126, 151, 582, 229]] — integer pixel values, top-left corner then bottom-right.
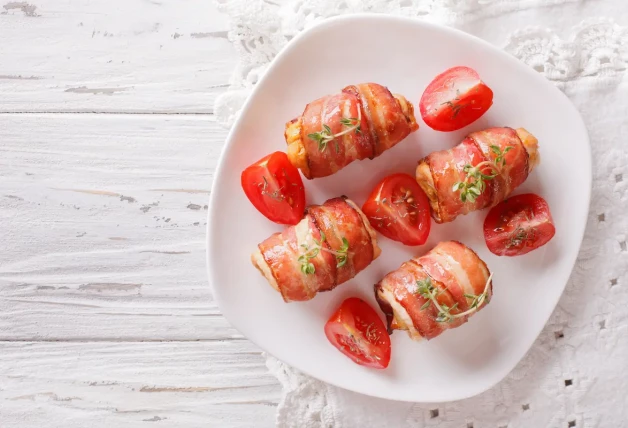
[[419, 66, 493, 132], [483, 193, 556, 257], [324, 297, 391, 369], [241, 151, 306, 225], [362, 173, 431, 246]]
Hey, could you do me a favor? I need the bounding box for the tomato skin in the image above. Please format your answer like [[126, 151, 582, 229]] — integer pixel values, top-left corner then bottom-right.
[[324, 298, 391, 369], [483, 193, 556, 257], [241, 152, 306, 225], [361, 173, 431, 246], [419, 66, 493, 132]]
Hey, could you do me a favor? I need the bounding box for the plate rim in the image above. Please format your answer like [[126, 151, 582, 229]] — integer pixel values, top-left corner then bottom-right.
[[206, 13, 592, 402]]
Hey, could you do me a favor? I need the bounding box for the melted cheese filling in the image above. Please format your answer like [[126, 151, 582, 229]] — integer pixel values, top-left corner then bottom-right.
[[378, 286, 422, 341], [294, 218, 319, 296], [251, 249, 279, 292], [345, 198, 381, 259]]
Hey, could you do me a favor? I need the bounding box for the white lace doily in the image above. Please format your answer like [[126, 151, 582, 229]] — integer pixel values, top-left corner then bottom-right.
[[214, 1, 628, 426]]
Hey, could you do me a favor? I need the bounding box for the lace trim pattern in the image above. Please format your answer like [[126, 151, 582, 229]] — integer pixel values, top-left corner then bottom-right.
[[214, 0, 626, 126], [214, 1, 628, 427], [505, 19, 628, 87]]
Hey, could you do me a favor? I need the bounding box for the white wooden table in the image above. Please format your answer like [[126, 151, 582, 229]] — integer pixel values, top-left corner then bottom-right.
[[0, 1, 280, 426]]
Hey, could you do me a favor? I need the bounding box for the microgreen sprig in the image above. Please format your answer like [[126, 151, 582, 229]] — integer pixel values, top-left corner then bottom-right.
[[307, 125, 334, 152], [452, 145, 513, 203], [340, 117, 362, 134], [307, 108, 362, 152], [297, 231, 325, 275], [335, 237, 350, 268], [491, 144, 513, 167], [416, 273, 493, 323], [298, 232, 351, 274]]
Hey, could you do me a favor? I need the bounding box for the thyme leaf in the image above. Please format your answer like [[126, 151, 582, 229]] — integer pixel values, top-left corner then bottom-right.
[[452, 145, 513, 203], [415, 273, 493, 323], [298, 232, 350, 274], [298, 232, 326, 275], [335, 237, 350, 268], [307, 109, 362, 152]]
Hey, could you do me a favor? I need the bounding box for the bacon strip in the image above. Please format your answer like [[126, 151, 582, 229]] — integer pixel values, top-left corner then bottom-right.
[[469, 128, 529, 200], [416, 127, 539, 223], [285, 83, 419, 179], [252, 197, 380, 302], [375, 241, 492, 341]]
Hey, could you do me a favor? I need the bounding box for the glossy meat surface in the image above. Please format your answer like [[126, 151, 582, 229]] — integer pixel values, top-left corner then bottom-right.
[[375, 241, 492, 341], [285, 83, 418, 179], [253, 197, 380, 302], [416, 127, 535, 223]]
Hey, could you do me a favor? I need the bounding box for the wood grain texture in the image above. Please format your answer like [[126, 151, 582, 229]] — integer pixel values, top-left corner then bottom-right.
[[0, 113, 242, 340], [0, 114, 280, 426], [0, 0, 236, 113], [0, 341, 280, 427], [0, 1, 282, 424]]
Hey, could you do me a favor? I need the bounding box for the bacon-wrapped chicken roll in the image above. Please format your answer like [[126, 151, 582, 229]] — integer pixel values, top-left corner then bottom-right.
[[285, 83, 419, 179], [375, 241, 492, 340], [252, 196, 380, 302], [416, 127, 540, 223]]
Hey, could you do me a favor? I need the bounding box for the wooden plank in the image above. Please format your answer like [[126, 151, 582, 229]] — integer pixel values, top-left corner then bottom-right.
[[0, 341, 280, 427], [0, 0, 236, 113], [0, 113, 243, 340]]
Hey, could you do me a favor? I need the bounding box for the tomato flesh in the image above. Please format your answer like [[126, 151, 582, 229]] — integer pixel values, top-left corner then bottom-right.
[[483, 193, 556, 257], [362, 173, 431, 246], [241, 151, 305, 225], [324, 298, 391, 369], [420, 66, 493, 132]]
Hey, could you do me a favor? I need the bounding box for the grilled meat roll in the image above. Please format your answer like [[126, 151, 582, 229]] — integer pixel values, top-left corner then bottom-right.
[[252, 197, 380, 302], [285, 83, 419, 179], [375, 241, 492, 340], [416, 127, 540, 223]]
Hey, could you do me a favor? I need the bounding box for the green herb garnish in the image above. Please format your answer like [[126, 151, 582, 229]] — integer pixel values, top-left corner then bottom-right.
[[416, 273, 493, 323], [298, 231, 351, 274], [452, 145, 513, 203], [307, 124, 333, 152], [297, 231, 325, 275], [340, 117, 361, 134], [335, 237, 349, 268], [307, 109, 362, 152]]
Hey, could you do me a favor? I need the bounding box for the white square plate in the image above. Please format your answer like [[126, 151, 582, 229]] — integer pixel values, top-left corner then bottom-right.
[[207, 14, 591, 402]]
